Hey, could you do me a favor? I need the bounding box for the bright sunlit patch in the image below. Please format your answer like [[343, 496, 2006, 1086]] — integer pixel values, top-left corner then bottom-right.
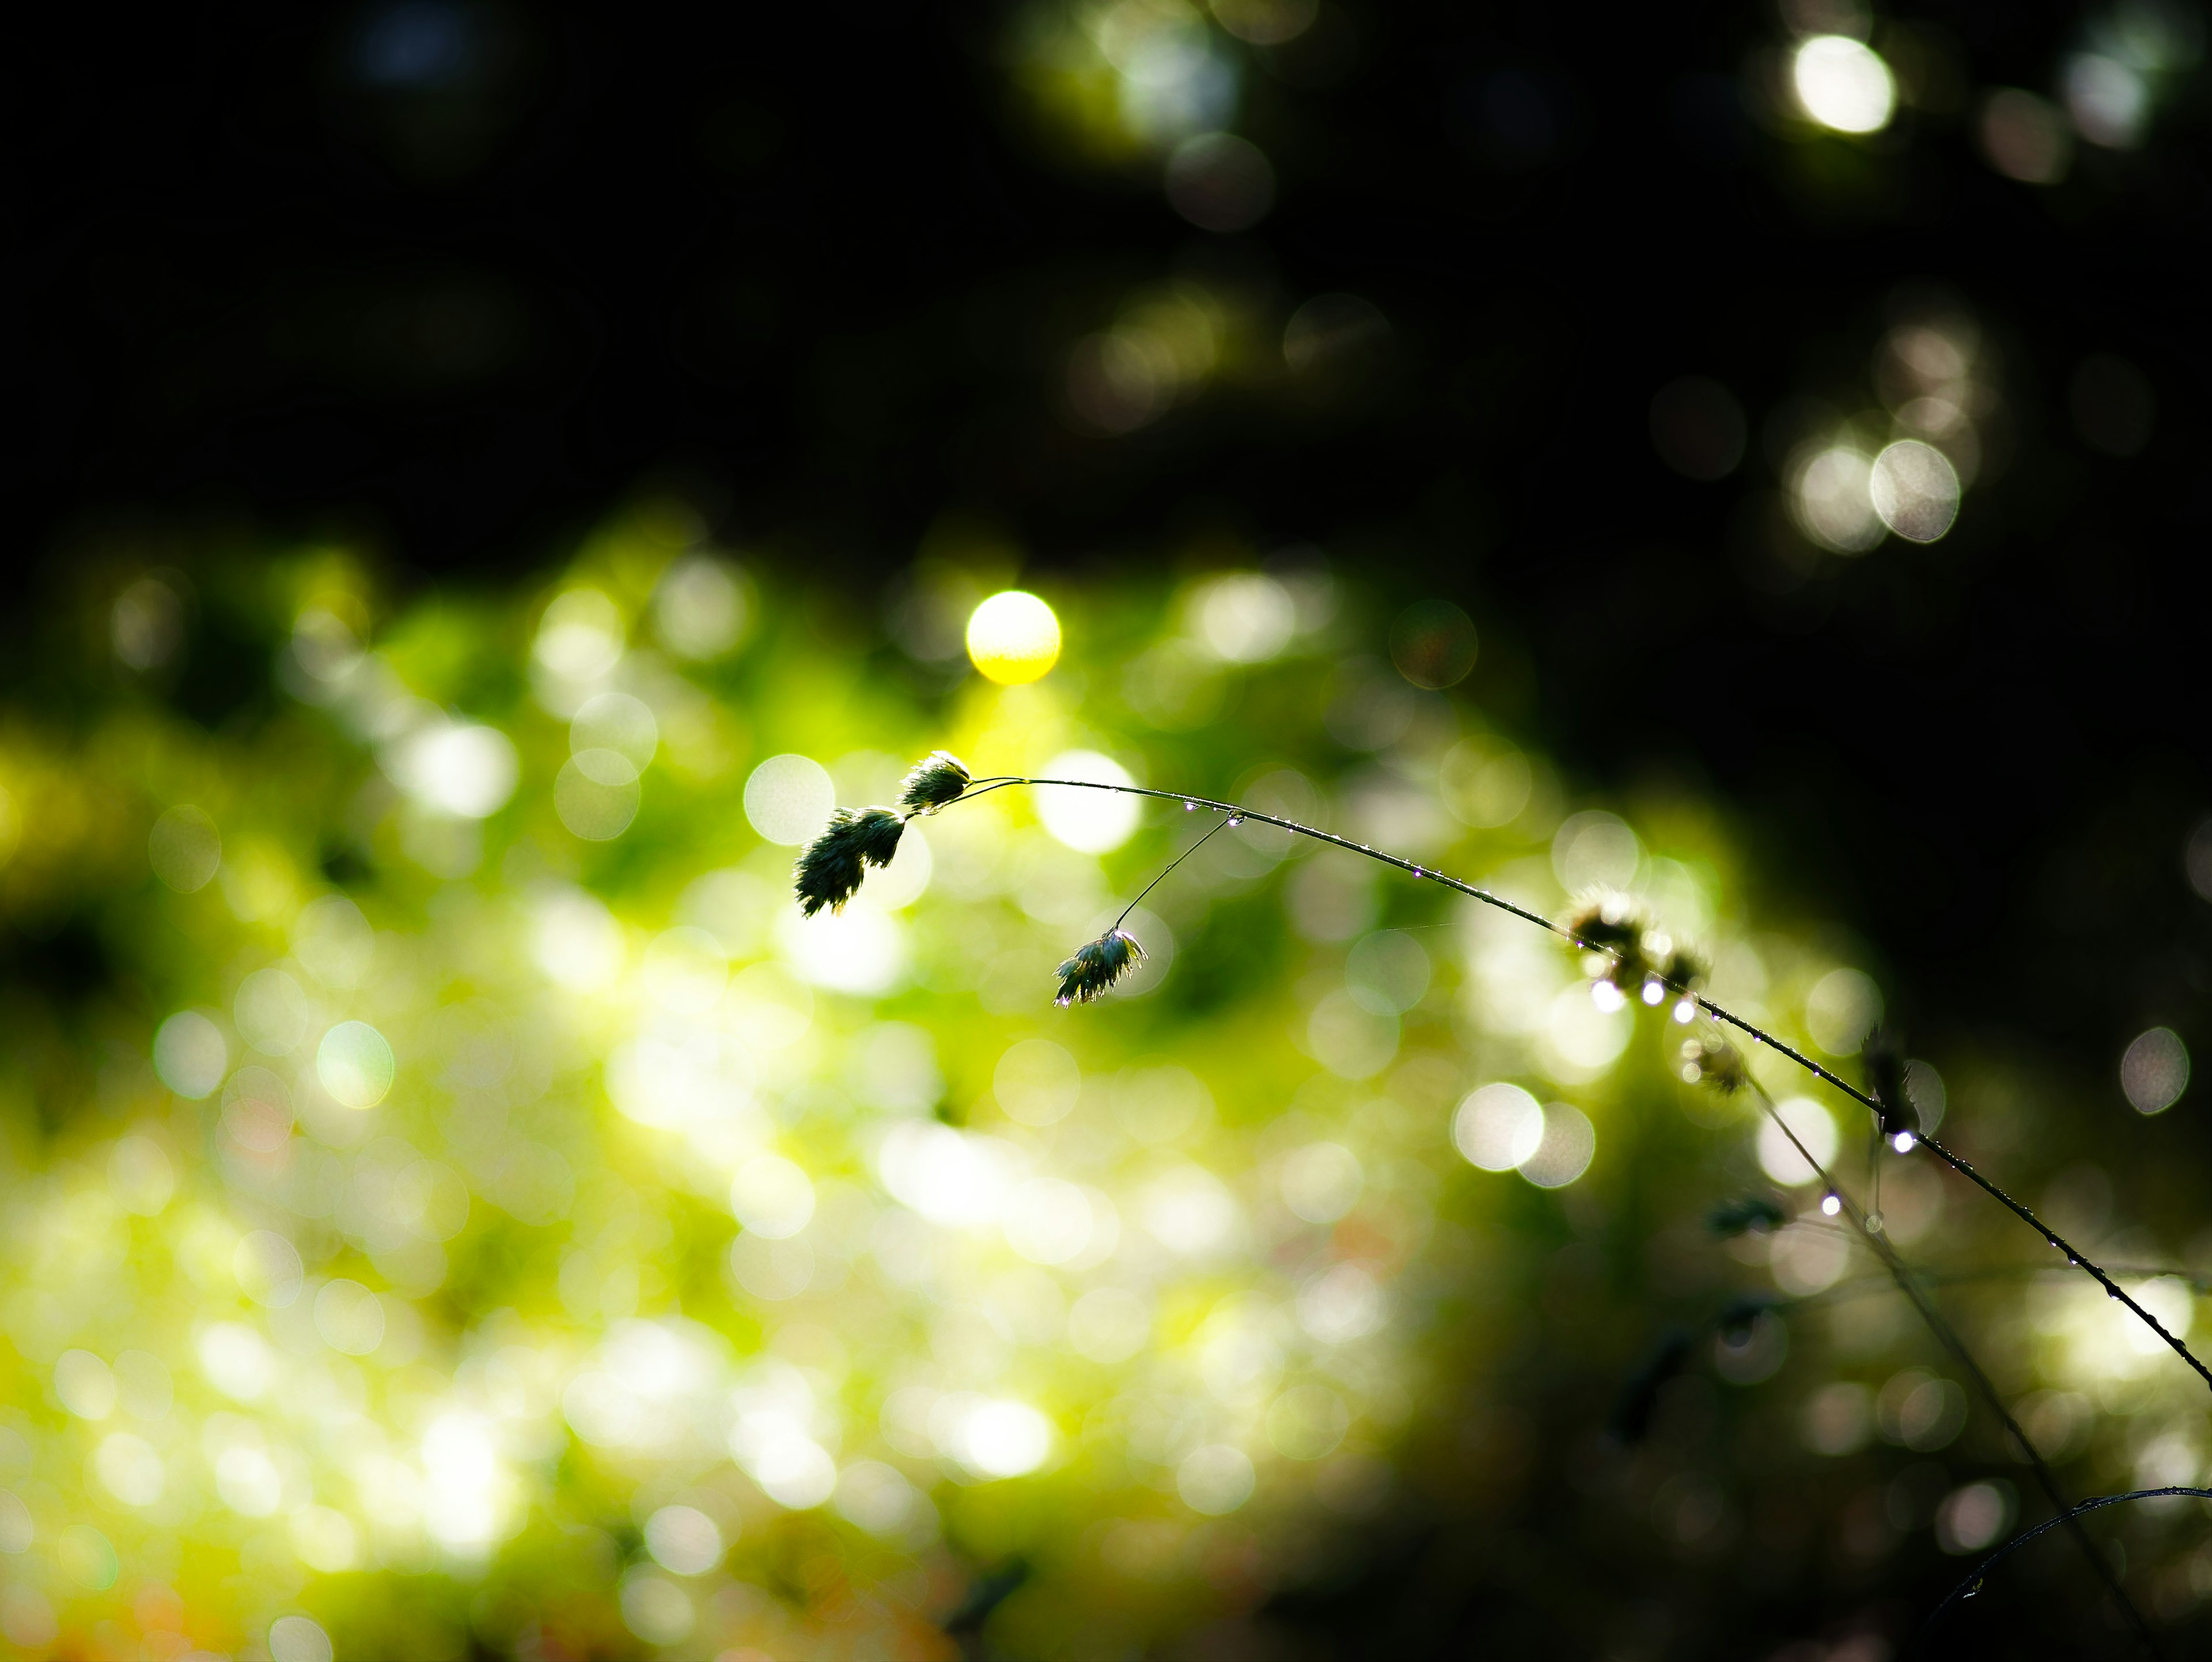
[[421, 1411, 507, 1549], [533, 589, 626, 683], [317, 1020, 396, 1109], [385, 722, 518, 819], [1279, 1142, 1363, 1223], [1791, 36, 1896, 134], [1191, 573, 1296, 662], [730, 1155, 816, 1239], [532, 887, 624, 991], [775, 901, 905, 995], [1453, 1083, 1545, 1172], [1540, 986, 1630, 1082], [967, 590, 1062, 683], [1805, 968, 1882, 1055], [1139, 1164, 1238, 1255], [878, 1123, 1016, 1229], [743, 754, 836, 847], [645, 1505, 724, 1575], [954, 1399, 1053, 1479], [1758, 1096, 1838, 1186], [153, 1011, 228, 1100], [1036, 750, 1139, 852], [1177, 1444, 1255, 1514], [1003, 1178, 1095, 1265]]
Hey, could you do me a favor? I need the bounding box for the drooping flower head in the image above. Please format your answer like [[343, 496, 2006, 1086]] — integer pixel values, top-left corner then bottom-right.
[[899, 750, 971, 816], [1054, 929, 1145, 1006], [794, 807, 905, 917]]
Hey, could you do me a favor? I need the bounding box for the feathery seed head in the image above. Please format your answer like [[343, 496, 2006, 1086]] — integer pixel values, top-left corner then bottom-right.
[[1679, 1033, 1747, 1093], [1054, 929, 1145, 1006], [1863, 1030, 1918, 1138], [1567, 894, 1708, 1005], [794, 806, 904, 917], [899, 751, 972, 816], [1565, 891, 1645, 953], [850, 806, 905, 868]]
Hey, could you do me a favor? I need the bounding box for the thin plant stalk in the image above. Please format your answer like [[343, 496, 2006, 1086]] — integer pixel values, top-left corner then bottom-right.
[[945, 771, 2212, 1394], [1748, 1081, 2157, 1654], [1914, 1489, 2212, 1656]]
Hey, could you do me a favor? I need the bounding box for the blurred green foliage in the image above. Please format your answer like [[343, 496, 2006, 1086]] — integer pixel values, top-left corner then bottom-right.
[[0, 512, 2206, 1660]]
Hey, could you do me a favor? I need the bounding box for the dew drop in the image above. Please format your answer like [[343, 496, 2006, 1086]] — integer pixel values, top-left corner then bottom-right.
[[1184, 800, 1198, 811], [1865, 1211, 1884, 1235], [1227, 815, 1244, 828], [1820, 1192, 1842, 1217]]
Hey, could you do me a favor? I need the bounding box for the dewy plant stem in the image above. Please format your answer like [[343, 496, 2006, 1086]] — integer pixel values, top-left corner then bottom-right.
[[935, 770, 2212, 1397]]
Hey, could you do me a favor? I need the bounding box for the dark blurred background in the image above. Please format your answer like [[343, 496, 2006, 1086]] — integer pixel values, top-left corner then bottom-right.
[[13, 0, 2212, 1621]]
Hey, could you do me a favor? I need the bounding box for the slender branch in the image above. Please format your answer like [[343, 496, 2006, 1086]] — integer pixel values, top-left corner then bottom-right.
[[1748, 1261, 2212, 1315], [1745, 1082, 2158, 1656], [952, 773, 2212, 1395], [1115, 812, 1233, 932], [1912, 1489, 2212, 1656]]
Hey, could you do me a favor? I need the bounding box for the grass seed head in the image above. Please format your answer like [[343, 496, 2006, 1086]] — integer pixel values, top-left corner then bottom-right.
[[794, 807, 904, 917], [1054, 928, 1145, 1006], [1679, 1033, 1748, 1093], [899, 751, 972, 816]]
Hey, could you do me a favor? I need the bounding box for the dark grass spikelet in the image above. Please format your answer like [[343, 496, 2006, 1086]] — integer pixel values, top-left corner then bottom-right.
[[1707, 1196, 1786, 1238], [850, 806, 905, 868], [1608, 1329, 1692, 1445], [1565, 891, 1646, 956], [1566, 894, 1709, 1009], [1054, 929, 1145, 1006], [1659, 944, 1707, 991], [1678, 1033, 1748, 1093], [1863, 1029, 1918, 1138], [899, 751, 971, 816], [794, 807, 904, 917], [1718, 1294, 1774, 1343]]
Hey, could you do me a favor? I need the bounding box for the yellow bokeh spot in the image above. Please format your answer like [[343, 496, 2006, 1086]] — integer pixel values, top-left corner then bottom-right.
[[967, 590, 1061, 684]]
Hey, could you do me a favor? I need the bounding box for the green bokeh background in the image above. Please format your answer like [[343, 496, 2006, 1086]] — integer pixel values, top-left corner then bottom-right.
[[1, 520, 2207, 1661]]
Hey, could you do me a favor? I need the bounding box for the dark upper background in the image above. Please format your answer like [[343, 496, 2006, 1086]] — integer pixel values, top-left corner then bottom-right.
[[12, 0, 2212, 1096]]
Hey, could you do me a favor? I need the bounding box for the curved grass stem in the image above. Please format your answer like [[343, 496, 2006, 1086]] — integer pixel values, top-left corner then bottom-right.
[[1913, 1488, 2212, 1655], [942, 772, 2212, 1396], [1747, 1082, 2158, 1656]]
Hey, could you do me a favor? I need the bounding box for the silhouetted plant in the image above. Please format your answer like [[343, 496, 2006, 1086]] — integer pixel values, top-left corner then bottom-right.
[[796, 752, 2212, 1640]]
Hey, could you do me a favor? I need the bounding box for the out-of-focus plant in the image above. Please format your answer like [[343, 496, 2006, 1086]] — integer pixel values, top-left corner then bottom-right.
[[0, 515, 2208, 1659], [798, 735, 2212, 1645]]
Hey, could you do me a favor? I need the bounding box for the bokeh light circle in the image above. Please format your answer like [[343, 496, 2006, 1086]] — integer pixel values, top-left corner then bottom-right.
[[1792, 36, 1896, 134], [965, 591, 1061, 684], [2122, 1027, 2190, 1114], [1758, 1096, 1838, 1186], [316, 1020, 395, 1109], [1036, 751, 1139, 852], [1869, 441, 1961, 543], [1388, 600, 1479, 689], [743, 754, 835, 846]]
